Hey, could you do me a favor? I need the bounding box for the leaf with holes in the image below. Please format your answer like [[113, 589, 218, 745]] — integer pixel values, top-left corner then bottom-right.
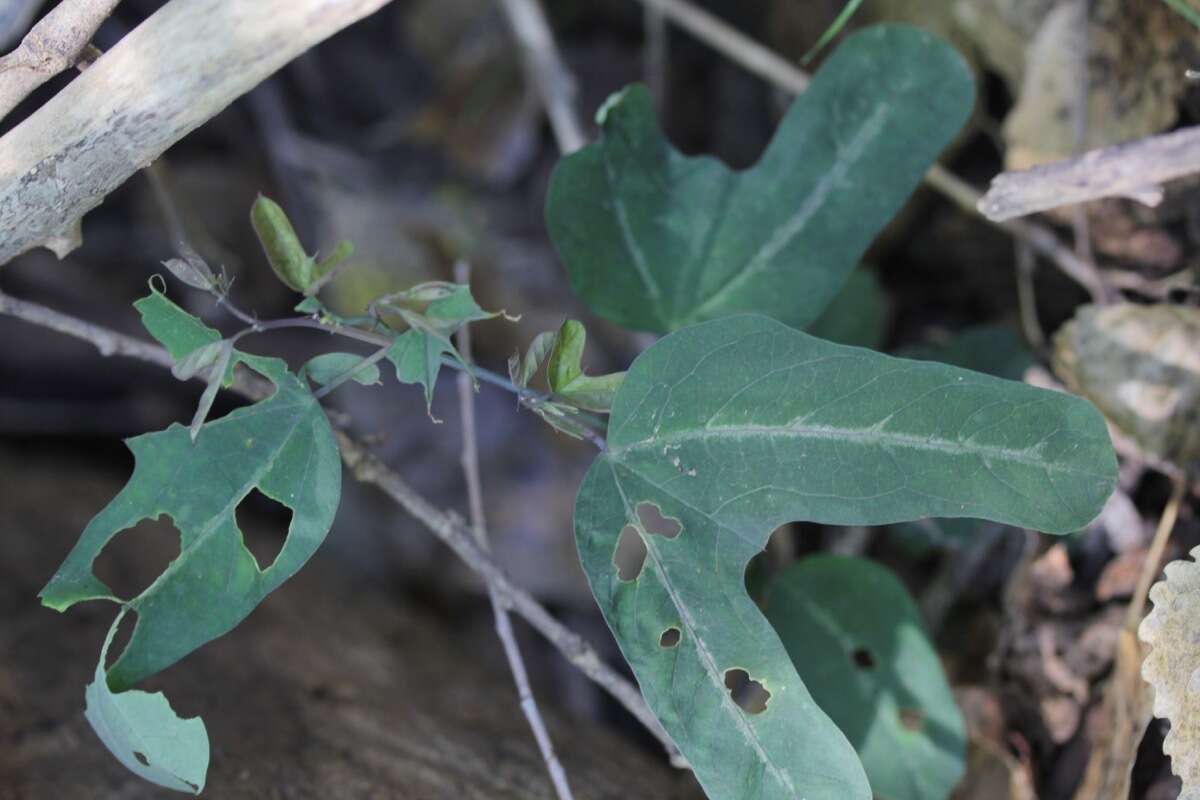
[[545, 24, 974, 333], [84, 610, 209, 795], [574, 314, 1115, 799], [40, 290, 341, 691], [764, 556, 965, 800]]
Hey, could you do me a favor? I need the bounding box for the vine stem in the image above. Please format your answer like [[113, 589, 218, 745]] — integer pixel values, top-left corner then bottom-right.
[[0, 287, 680, 763], [454, 262, 576, 800], [222, 308, 610, 440]]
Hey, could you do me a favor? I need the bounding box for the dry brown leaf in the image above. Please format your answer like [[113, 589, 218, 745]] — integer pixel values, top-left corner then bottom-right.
[[1140, 546, 1200, 799], [1053, 303, 1200, 473]]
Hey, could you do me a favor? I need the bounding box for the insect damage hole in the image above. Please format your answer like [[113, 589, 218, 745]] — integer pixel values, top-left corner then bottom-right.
[[93, 516, 182, 601], [851, 647, 877, 669], [133, 751, 150, 766], [636, 502, 681, 539], [724, 668, 771, 714], [899, 707, 925, 732], [659, 627, 681, 648], [614, 525, 647, 581], [235, 489, 293, 572]]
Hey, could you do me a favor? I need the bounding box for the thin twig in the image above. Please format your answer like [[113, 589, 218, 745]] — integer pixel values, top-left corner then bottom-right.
[[0, 287, 680, 761], [1070, 0, 1094, 269], [454, 261, 576, 799], [1126, 477, 1187, 630], [643, 3, 668, 106], [631, 0, 1112, 303], [494, 0, 586, 153], [1015, 240, 1044, 350], [0, 0, 120, 122]]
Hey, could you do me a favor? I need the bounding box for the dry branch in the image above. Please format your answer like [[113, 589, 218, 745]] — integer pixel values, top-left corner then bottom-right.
[[979, 126, 1200, 222], [0, 0, 121, 122], [0, 0, 392, 265]]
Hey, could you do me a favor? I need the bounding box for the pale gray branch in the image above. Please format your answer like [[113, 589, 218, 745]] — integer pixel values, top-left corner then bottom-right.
[[0, 0, 47, 50], [979, 126, 1200, 222], [0, 0, 392, 265], [0, 0, 118, 122], [495, 0, 585, 153]]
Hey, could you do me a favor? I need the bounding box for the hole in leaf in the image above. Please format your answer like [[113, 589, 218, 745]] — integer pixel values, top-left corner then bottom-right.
[[235, 489, 292, 572], [852, 647, 876, 669], [104, 609, 138, 670], [659, 627, 681, 648], [613, 524, 647, 582], [636, 502, 681, 539], [724, 668, 770, 714], [899, 707, 925, 732], [93, 516, 182, 601], [133, 751, 149, 766]]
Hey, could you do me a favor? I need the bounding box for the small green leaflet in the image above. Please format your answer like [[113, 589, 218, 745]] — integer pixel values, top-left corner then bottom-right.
[[546, 320, 625, 412], [302, 352, 383, 387], [546, 25, 974, 333], [765, 556, 966, 800], [41, 290, 342, 692], [382, 282, 502, 415], [85, 610, 209, 795], [573, 314, 1115, 800]]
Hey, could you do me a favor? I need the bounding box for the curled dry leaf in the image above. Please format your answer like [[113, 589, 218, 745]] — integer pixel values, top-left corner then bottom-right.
[[1139, 545, 1200, 799]]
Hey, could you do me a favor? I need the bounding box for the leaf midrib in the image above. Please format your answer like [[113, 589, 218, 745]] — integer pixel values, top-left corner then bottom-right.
[[610, 422, 1109, 480]]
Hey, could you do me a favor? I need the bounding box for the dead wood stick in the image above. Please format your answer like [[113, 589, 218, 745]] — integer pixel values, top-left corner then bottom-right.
[[979, 126, 1200, 222], [0, 0, 120, 122], [0, 0, 392, 266]]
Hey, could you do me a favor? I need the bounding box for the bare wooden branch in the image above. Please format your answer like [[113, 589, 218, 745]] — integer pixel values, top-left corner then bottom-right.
[[494, 0, 586, 153], [0, 0, 120, 122], [454, 261, 576, 800], [0, 287, 680, 763], [0, 0, 392, 265], [979, 126, 1200, 222]]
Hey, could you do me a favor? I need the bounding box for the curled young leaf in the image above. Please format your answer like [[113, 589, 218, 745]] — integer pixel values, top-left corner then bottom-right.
[[546, 320, 624, 412], [251, 194, 316, 293], [302, 352, 382, 387], [162, 242, 216, 292]]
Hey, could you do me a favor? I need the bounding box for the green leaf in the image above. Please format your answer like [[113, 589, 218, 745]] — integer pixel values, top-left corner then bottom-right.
[[84, 610, 209, 795], [383, 283, 500, 414], [573, 314, 1114, 799], [511, 330, 558, 389], [806, 268, 889, 349], [40, 292, 342, 691], [891, 324, 1036, 553], [302, 352, 382, 387], [546, 24, 974, 333], [764, 556, 966, 800], [546, 320, 625, 412], [251, 195, 316, 293]]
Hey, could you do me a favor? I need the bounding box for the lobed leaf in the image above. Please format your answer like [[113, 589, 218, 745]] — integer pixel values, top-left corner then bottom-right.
[[764, 556, 966, 800], [40, 291, 342, 691], [573, 314, 1115, 799], [84, 610, 209, 795], [546, 24, 974, 333]]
